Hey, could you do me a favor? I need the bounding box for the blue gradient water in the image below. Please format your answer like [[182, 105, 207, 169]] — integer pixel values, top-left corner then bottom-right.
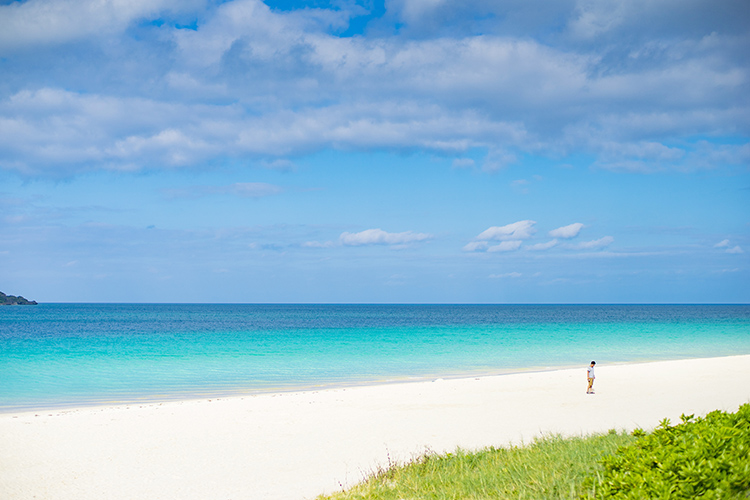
[[1, 304, 749, 410]]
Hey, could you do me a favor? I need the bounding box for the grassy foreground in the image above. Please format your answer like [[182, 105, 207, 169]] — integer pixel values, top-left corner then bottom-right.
[[318, 404, 750, 500], [318, 431, 635, 500]]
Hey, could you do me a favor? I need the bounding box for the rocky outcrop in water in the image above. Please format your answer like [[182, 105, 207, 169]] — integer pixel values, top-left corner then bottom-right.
[[0, 291, 37, 305]]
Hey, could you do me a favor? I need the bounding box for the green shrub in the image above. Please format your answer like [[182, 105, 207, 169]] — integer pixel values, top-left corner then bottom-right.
[[585, 403, 750, 499]]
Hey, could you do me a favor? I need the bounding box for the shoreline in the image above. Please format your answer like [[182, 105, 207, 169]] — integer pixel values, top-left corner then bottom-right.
[[2, 352, 744, 415], [1, 363, 583, 415], [1, 354, 749, 500]]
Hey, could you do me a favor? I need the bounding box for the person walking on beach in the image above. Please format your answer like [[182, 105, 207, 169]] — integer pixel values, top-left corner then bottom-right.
[[586, 361, 596, 394]]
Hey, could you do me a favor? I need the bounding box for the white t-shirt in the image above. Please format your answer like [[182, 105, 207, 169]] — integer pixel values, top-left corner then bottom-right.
[[587, 365, 595, 378]]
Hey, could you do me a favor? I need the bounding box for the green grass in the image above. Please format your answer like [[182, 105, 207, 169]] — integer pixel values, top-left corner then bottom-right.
[[318, 431, 635, 500], [318, 404, 750, 500]]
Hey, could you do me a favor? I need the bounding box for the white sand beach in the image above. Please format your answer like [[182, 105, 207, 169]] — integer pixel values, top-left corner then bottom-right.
[[1, 355, 749, 500]]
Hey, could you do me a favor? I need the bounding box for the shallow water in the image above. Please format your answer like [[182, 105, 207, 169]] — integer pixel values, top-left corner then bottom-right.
[[1, 304, 749, 410]]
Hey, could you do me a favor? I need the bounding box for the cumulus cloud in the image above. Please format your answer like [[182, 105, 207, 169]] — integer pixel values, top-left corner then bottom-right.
[[0, 88, 528, 175], [465, 220, 546, 253], [714, 239, 731, 248], [487, 240, 523, 252], [463, 241, 489, 252], [549, 222, 584, 239], [0, 88, 228, 174], [339, 228, 433, 246], [477, 220, 536, 241], [528, 239, 559, 251], [569, 236, 614, 250], [715, 239, 744, 253], [0, 0, 181, 52], [567, 0, 750, 42], [1, 0, 748, 176]]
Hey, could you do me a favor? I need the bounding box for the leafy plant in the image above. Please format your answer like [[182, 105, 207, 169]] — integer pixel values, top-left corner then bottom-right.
[[585, 403, 750, 499]]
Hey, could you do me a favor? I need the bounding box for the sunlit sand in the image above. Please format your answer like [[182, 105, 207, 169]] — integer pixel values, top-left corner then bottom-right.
[[1, 355, 749, 500]]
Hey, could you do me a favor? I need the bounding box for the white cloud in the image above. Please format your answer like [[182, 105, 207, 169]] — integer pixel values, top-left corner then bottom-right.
[[393, 0, 449, 25], [339, 228, 432, 246], [715, 239, 744, 253], [567, 0, 749, 42], [549, 222, 584, 239], [570, 236, 614, 249], [0, 88, 231, 174], [0, 88, 530, 175], [477, 220, 536, 241], [1, 0, 748, 177], [528, 239, 559, 251], [487, 240, 523, 252], [0, 0, 181, 52], [172, 0, 282, 68], [568, 0, 628, 40], [462, 241, 489, 252], [108, 129, 212, 166]]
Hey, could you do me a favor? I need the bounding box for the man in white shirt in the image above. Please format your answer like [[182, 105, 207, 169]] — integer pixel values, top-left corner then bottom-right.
[[586, 361, 596, 394]]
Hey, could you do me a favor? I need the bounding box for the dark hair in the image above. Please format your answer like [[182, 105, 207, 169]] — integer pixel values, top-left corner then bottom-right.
[[590, 361, 596, 364]]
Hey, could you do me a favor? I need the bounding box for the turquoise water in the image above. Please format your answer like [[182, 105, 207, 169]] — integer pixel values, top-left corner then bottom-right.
[[1, 304, 749, 410]]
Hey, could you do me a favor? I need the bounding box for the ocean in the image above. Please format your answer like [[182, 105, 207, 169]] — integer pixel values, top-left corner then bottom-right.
[[1, 304, 749, 411]]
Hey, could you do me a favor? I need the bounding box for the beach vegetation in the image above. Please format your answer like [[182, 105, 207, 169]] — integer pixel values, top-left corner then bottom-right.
[[319, 432, 635, 499], [587, 403, 750, 499], [319, 404, 750, 500]]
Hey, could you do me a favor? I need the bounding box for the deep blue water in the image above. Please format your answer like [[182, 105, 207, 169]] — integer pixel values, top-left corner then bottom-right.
[[1, 304, 749, 410]]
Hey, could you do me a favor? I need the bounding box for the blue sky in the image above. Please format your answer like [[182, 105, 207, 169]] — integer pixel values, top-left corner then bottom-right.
[[0, 0, 748, 303]]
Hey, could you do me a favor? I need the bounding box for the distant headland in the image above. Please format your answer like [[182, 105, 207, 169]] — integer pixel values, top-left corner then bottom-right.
[[0, 291, 38, 305]]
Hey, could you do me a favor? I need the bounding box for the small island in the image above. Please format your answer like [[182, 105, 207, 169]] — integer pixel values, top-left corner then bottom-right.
[[0, 291, 38, 305]]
